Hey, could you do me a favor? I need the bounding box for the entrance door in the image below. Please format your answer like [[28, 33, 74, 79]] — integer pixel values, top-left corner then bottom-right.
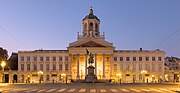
[[13, 74, 18, 83], [5, 74, 9, 83]]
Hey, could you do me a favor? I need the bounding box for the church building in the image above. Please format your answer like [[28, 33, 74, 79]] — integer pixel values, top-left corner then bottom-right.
[[16, 7, 165, 83]]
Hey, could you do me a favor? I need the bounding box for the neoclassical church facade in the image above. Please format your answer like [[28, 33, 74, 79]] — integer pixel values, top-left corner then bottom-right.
[[15, 8, 165, 83]]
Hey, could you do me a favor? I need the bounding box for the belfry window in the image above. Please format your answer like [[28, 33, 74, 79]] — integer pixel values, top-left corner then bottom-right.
[[89, 22, 93, 30]]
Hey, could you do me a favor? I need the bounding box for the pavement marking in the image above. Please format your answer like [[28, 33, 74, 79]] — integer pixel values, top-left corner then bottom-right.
[[25, 89, 39, 92], [90, 89, 96, 92], [130, 88, 141, 92], [67, 89, 76, 92], [37, 89, 46, 92], [57, 88, 66, 92], [79, 89, 86, 92], [100, 89, 107, 92], [120, 89, 130, 92], [141, 89, 151, 92], [149, 88, 163, 92], [46, 89, 56, 92], [111, 89, 118, 92], [159, 88, 175, 93]]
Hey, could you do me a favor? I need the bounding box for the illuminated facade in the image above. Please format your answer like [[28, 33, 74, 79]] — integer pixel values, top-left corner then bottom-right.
[[15, 7, 165, 83]]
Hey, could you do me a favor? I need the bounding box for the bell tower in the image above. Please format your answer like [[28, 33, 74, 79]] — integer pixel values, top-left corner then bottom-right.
[[82, 7, 100, 37]]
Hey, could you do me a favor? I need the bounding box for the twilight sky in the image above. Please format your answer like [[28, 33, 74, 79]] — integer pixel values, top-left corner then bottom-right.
[[0, 0, 180, 57]]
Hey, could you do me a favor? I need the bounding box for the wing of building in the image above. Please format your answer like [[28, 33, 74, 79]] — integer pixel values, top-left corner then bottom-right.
[[2, 7, 165, 83]]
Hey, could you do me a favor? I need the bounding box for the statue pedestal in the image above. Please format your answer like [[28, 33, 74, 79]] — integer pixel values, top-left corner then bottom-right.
[[85, 66, 97, 83]]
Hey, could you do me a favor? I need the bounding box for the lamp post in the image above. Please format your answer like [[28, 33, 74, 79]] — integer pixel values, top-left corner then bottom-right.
[[141, 70, 147, 83], [1, 61, 6, 83], [38, 71, 43, 83]]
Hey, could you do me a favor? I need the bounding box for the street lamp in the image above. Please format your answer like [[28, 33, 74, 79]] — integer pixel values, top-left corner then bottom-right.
[[1, 61, 6, 83], [141, 70, 147, 83], [116, 73, 121, 84], [38, 71, 43, 83]]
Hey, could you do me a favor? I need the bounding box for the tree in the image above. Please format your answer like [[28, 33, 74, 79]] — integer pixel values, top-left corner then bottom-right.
[[0, 47, 8, 61], [7, 53, 18, 70], [0, 47, 8, 70]]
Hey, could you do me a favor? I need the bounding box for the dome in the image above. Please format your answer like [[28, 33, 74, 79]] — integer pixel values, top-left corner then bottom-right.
[[83, 7, 100, 21]]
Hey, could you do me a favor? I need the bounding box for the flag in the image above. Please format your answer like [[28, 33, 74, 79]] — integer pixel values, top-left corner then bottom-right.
[[85, 48, 89, 54]]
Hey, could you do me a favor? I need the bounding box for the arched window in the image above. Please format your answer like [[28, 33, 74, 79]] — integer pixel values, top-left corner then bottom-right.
[[89, 22, 93, 30], [21, 75, 24, 83], [84, 23, 87, 31], [95, 23, 98, 31]]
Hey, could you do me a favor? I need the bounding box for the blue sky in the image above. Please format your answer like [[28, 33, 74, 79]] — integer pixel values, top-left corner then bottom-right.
[[0, 0, 180, 57]]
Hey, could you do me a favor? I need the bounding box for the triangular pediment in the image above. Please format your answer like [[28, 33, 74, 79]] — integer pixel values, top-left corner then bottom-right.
[[68, 38, 115, 48], [76, 41, 105, 47]]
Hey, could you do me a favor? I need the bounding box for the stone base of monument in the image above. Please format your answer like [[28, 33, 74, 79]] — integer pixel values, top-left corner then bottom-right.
[[85, 66, 97, 83], [85, 74, 97, 83]]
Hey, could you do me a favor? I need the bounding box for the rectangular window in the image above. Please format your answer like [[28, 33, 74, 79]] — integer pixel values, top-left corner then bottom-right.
[[34, 57, 37, 61], [139, 75, 142, 81], [33, 64, 37, 71], [27, 56, 30, 61], [146, 57, 149, 61], [40, 57, 44, 61], [120, 64, 123, 71], [46, 57, 50, 61], [21, 64, 24, 70], [65, 64, 69, 71], [59, 56, 63, 61], [145, 64, 149, 71], [113, 64, 117, 71], [120, 57, 123, 61], [114, 57, 117, 61], [133, 57, 136, 61], [40, 64, 43, 70], [21, 56, 24, 61], [158, 63, 162, 72], [65, 56, 69, 62], [158, 57, 162, 61], [139, 64, 142, 71], [152, 64, 155, 72], [139, 57, 142, 61], [133, 63, 136, 71], [59, 64, 62, 71], [53, 64, 56, 70], [46, 64, 49, 71], [126, 57, 130, 61], [27, 64, 30, 71], [152, 57, 155, 61], [53, 57, 56, 61]]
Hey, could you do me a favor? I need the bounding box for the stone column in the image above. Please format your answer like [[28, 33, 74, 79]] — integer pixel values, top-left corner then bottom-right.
[[85, 54, 87, 76], [95, 54, 97, 76], [102, 54, 105, 79], [76, 54, 80, 79], [110, 54, 113, 79]]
